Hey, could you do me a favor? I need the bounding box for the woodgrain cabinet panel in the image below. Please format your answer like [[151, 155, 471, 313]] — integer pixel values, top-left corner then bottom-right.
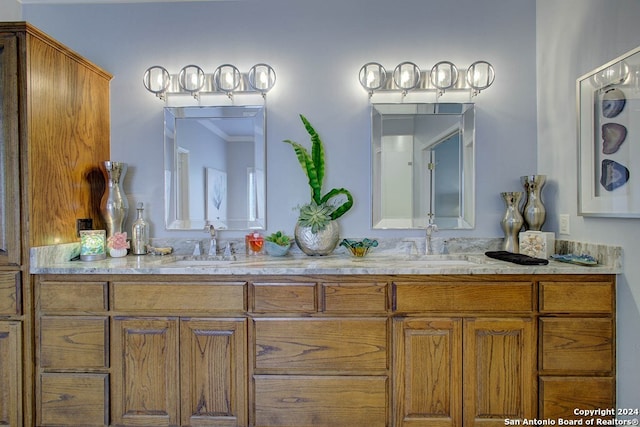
[[540, 317, 613, 373], [39, 373, 108, 426], [112, 282, 246, 313], [394, 282, 534, 313], [539, 376, 614, 419], [322, 281, 388, 313], [0, 272, 20, 315], [252, 282, 316, 313], [253, 375, 387, 427], [112, 317, 180, 426], [254, 318, 388, 373], [393, 318, 462, 427], [0, 321, 21, 427], [39, 281, 107, 313], [0, 33, 21, 267], [40, 316, 108, 369], [540, 281, 614, 313], [180, 318, 248, 426], [463, 318, 535, 425]]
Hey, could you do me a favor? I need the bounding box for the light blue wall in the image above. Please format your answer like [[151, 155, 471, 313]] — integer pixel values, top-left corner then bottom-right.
[[537, 0, 640, 409], [0, 0, 21, 21], [22, 0, 537, 240], [15, 0, 640, 408]]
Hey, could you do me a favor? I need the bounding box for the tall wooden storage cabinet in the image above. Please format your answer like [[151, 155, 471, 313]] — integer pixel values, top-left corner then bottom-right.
[[0, 22, 111, 426]]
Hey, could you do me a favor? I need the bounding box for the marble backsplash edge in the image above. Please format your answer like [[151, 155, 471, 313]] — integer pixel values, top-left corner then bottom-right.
[[29, 237, 623, 270]]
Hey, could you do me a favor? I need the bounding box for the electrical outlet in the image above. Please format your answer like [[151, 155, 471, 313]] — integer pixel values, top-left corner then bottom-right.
[[76, 218, 93, 237], [559, 214, 570, 235]]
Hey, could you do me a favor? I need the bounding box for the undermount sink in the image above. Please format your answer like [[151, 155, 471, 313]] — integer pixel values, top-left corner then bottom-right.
[[352, 254, 484, 266], [161, 255, 237, 267]]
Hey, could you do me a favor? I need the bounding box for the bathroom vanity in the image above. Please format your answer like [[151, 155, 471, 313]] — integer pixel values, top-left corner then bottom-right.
[[30, 253, 617, 427]]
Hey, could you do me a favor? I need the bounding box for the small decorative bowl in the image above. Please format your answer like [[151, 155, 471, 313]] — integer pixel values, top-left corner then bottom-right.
[[340, 238, 378, 258], [265, 240, 292, 257]]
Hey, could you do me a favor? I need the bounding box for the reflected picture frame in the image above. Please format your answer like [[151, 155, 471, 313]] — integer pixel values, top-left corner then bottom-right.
[[578, 44, 640, 217]]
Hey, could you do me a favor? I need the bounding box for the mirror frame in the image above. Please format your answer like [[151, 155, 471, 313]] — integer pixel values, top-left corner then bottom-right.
[[371, 102, 475, 230], [164, 105, 266, 231]]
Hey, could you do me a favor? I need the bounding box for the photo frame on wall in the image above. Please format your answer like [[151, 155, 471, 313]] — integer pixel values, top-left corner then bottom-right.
[[578, 45, 640, 217]]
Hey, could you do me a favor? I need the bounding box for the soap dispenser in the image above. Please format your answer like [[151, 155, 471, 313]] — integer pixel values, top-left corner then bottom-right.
[[131, 202, 149, 255]]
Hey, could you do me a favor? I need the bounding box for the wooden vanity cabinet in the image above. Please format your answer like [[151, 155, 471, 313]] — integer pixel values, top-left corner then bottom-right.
[[33, 274, 616, 427], [250, 280, 390, 427], [538, 279, 616, 419], [1, 22, 112, 426], [393, 279, 536, 426]]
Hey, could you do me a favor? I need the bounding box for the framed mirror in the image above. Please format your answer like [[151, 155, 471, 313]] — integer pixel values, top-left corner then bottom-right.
[[164, 105, 266, 231], [371, 103, 475, 229]]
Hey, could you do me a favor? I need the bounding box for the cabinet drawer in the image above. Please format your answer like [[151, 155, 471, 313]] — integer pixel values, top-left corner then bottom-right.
[[0, 272, 20, 315], [39, 281, 107, 313], [540, 318, 613, 372], [322, 282, 388, 313], [112, 281, 246, 313], [394, 281, 534, 313], [40, 316, 108, 369], [254, 318, 388, 373], [252, 282, 316, 313], [539, 376, 614, 419], [540, 281, 614, 313], [39, 373, 108, 426], [254, 375, 387, 427]]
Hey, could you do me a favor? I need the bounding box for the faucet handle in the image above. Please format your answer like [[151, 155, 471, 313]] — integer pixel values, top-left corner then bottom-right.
[[204, 223, 216, 237], [193, 241, 202, 256]]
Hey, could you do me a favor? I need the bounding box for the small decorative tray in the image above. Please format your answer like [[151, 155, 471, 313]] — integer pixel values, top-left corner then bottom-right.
[[550, 254, 598, 266]]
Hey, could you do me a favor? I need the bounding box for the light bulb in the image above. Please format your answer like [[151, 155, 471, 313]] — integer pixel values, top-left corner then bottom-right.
[[258, 71, 268, 89]]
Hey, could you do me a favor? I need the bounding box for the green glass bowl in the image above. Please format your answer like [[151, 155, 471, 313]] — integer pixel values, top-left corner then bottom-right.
[[340, 238, 378, 257]]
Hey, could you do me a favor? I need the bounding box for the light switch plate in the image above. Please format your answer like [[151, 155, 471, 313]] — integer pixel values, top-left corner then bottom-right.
[[559, 214, 570, 235]]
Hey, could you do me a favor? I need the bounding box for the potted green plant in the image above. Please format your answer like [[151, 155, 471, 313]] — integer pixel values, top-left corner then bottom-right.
[[284, 114, 353, 255], [264, 231, 293, 257]]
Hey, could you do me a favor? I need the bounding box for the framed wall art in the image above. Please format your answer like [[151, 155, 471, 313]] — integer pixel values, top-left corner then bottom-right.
[[578, 45, 640, 217], [205, 167, 227, 223]]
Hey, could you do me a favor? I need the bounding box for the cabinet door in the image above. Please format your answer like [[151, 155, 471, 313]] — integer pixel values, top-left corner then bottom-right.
[[0, 321, 21, 427], [112, 317, 179, 426], [0, 34, 21, 267], [463, 318, 535, 426], [180, 318, 247, 426], [393, 318, 462, 427]]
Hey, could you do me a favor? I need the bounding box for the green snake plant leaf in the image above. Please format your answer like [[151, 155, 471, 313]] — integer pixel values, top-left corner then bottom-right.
[[283, 139, 322, 204], [299, 114, 325, 192], [320, 187, 354, 221]]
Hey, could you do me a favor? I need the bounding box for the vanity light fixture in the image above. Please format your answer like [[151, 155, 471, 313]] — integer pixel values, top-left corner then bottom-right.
[[178, 64, 206, 95], [466, 60, 495, 95], [430, 61, 459, 93], [248, 63, 277, 96], [359, 60, 495, 98], [358, 62, 388, 97], [214, 64, 241, 98], [143, 65, 171, 99], [393, 61, 421, 96], [143, 63, 277, 100]]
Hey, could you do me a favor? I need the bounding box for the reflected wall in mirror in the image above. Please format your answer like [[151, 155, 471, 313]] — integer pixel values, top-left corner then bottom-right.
[[164, 105, 266, 230], [372, 103, 475, 230]]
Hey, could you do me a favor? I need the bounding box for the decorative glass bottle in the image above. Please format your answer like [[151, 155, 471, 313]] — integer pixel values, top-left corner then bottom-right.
[[100, 161, 129, 238], [131, 202, 149, 255], [500, 192, 524, 253], [521, 174, 546, 231]]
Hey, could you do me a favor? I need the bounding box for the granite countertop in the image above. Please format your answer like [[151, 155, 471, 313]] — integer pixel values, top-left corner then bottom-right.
[[30, 238, 622, 276]]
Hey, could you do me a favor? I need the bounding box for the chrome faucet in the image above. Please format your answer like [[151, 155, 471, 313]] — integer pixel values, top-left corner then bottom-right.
[[204, 224, 217, 256], [425, 221, 438, 255]]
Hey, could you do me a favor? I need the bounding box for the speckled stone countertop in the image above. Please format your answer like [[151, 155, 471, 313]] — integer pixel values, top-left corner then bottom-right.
[[30, 238, 622, 276]]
